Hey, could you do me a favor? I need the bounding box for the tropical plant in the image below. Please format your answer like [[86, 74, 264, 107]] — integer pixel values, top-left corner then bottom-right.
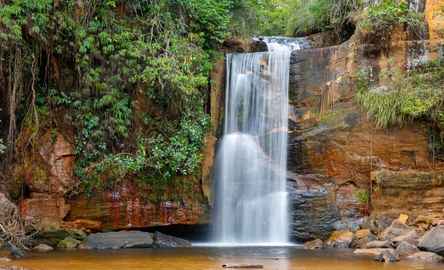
[[356, 60, 444, 128]]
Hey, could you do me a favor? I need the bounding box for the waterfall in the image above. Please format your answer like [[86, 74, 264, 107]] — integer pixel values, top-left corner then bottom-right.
[[213, 37, 309, 245]]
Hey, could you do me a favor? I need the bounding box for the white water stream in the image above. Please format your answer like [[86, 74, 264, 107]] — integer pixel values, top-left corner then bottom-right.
[[213, 37, 309, 245]]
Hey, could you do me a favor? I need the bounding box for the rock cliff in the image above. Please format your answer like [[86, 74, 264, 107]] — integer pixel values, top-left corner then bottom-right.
[[288, 0, 444, 241]]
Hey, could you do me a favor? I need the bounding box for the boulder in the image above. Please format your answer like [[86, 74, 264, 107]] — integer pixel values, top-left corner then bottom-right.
[[325, 231, 353, 248], [366, 240, 391, 248], [418, 225, 444, 255], [354, 248, 395, 257], [83, 231, 154, 250], [351, 229, 377, 248], [153, 232, 191, 248], [391, 230, 420, 247], [36, 228, 86, 247], [395, 241, 419, 257], [380, 220, 414, 241], [57, 237, 81, 249], [414, 215, 436, 230], [33, 244, 54, 252], [304, 239, 323, 250], [406, 252, 444, 263], [374, 249, 399, 263]]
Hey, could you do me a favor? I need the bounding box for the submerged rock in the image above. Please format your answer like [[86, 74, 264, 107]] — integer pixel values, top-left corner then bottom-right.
[[33, 244, 54, 252], [303, 239, 323, 250], [418, 225, 444, 256], [354, 248, 395, 257], [153, 232, 191, 248], [83, 231, 154, 250], [325, 231, 353, 248], [374, 249, 399, 263], [406, 252, 444, 263]]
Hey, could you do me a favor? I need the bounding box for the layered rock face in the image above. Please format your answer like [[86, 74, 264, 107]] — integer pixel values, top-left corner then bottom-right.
[[288, 1, 444, 241], [17, 130, 210, 231]]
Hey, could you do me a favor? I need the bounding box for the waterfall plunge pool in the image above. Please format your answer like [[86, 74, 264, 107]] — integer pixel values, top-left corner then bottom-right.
[[1, 247, 442, 270]]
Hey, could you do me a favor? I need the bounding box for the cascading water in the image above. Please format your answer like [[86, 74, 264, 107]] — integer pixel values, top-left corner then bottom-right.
[[213, 37, 309, 245]]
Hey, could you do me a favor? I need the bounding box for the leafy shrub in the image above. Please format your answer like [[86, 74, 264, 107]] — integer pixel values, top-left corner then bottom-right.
[[0, 0, 222, 195], [356, 61, 444, 128], [0, 138, 5, 155], [288, 0, 362, 37], [355, 189, 370, 204], [358, 0, 425, 45]]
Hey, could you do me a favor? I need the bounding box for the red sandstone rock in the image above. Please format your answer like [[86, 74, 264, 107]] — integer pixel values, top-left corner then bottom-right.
[[20, 193, 70, 227]]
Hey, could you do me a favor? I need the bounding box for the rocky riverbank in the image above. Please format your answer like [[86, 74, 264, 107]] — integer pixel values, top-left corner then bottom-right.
[[304, 214, 444, 264]]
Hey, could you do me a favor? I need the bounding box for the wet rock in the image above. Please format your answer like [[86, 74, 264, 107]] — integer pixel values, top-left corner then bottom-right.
[[380, 220, 414, 241], [289, 183, 339, 241], [325, 231, 353, 248], [0, 258, 11, 263], [77, 243, 92, 250], [222, 264, 264, 269], [351, 229, 377, 248], [57, 237, 81, 249], [374, 249, 399, 263], [366, 240, 391, 248], [392, 230, 420, 247], [395, 241, 419, 257], [418, 225, 444, 255], [33, 244, 54, 252], [354, 248, 395, 257], [83, 231, 154, 250], [303, 239, 323, 250], [153, 232, 191, 248], [5, 242, 25, 259], [406, 252, 444, 263]]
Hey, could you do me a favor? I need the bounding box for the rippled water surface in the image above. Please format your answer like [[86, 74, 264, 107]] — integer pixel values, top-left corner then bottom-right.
[[1, 247, 443, 270]]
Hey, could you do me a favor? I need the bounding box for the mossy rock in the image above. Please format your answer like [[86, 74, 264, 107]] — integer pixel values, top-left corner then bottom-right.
[[57, 237, 81, 249], [37, 228, 87, 246]]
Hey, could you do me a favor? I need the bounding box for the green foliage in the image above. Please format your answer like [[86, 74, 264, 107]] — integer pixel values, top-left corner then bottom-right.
[[0, 138, 5, 155], [358, 0, 425, 44], [229, 0, 294, 36], [356, 61, 444, 128], [0, 1, 223, 195], [355, 189, 369, 204], [179, 0, 232, 48], [0, 0, 52, 42], [287, 0, 362, 36]]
